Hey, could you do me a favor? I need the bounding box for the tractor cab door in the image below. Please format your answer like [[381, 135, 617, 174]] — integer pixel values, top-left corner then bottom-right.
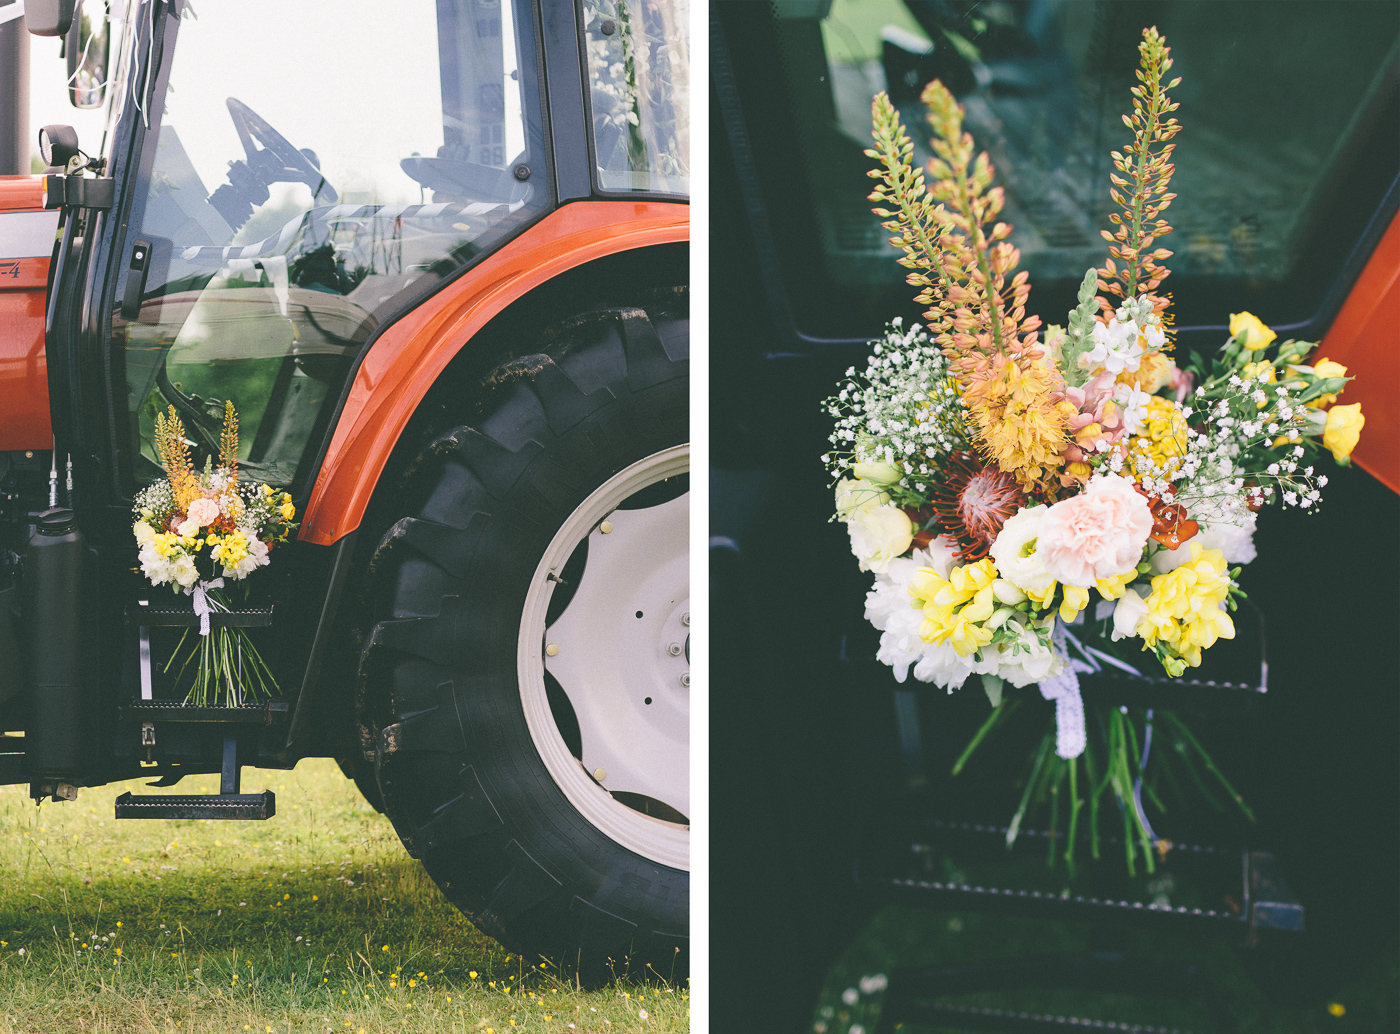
[[106, 0, 550, 501]]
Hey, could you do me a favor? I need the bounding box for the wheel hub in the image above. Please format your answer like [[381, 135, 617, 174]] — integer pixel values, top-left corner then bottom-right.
[[518, 445, 689, 870]]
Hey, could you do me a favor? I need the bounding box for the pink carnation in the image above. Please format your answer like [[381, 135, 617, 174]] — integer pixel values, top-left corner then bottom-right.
[[186, 496, 221, 528], [1038, 475, 1152, 587]]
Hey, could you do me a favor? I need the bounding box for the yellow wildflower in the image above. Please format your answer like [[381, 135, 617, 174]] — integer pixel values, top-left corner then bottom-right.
[[1229, 311, 1276, 351], [1322, 403, 1363, 462], [962, 355, 1068, 488], [280, 493, 296, 521], [1310, 357, 1348, 405], [909, 559, 1000, 654]]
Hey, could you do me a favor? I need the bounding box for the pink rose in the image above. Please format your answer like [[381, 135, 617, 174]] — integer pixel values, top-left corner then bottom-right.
[[1038, 475, 1152, 587], [186, 496, 221, 528]]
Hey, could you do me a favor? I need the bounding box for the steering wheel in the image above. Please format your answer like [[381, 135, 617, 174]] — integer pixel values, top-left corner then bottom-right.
[[209, 98, 338, 231]]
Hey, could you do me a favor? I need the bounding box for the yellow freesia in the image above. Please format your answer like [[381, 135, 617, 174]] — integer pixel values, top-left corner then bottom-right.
[[1059, 585, 1089, 623], [1095, 571, 1136, 601], [1322, 403, 1363, 462], [1229, 311, 1276, 351]]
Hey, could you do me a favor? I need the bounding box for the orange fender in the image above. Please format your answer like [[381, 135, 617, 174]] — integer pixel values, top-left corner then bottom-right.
[[1315, 207, 1400, 493], [0, 177, 55, 452], [300, 200, 689, 545]]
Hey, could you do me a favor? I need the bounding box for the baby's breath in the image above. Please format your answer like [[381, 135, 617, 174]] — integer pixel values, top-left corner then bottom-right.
[[824, 320, 969, 506]]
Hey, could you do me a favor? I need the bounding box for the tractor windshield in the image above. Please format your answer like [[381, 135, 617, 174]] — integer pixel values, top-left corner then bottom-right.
[[112, 0, 547, 493]]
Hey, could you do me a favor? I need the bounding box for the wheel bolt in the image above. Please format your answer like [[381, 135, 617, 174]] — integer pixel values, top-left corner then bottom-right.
[[593, 768, 607, 782], [599, 520, 613, 534], [682, 612, 690, 626], [545, 643, 559, 657], [667, 642, 682, 656], [680, 673, 690, 688]]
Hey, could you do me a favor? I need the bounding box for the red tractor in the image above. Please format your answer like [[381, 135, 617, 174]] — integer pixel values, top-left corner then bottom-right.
[[0, 0, 689, 980]]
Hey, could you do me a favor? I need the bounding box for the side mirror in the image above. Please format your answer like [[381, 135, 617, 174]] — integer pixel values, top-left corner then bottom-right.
[[65, 1, 110, 109], [24, 0, 77, 37]]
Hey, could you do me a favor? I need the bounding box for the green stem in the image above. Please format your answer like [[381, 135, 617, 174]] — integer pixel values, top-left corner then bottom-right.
[[1047, 760, 1066, 869], [1007, 729, 1053, 851], [1165, 712, 1255, 822], [951, 697, 1022, 776], [1064, 754, 1083, 879]]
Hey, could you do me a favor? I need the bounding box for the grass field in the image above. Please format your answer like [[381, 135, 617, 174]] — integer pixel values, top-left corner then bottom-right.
[[0, 759, 687, 1034]]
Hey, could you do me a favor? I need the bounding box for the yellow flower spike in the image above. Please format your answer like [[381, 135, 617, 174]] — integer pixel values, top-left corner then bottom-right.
[[1026, 580, 1058, 610], [1322, 403, 1363, 462], [1229, 311, 1276, 351], [1059, 585, 1089, 623]]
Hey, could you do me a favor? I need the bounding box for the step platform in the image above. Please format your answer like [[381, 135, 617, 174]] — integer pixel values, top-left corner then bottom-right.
[[114, 789, 275, 821]]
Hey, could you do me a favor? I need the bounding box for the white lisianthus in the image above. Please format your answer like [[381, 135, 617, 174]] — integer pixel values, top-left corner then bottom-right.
[[133, 521, 157, 547], [170, 554, 199, 589], [866, 544, 978, 688], [138, 542, 174, 586], [834, 477, 890, 521], [988, 505, 1054, 594], [1111, 588, 1149, 641], [848, 504, 913, 574], [989, 621, 1062, 686], [852, 458, 902, 486], [1084, 318, 1145, 376]]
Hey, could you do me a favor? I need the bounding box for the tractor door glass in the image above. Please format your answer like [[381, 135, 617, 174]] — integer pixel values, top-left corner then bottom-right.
[[113, 0, 546, 492], [581, 0, 690, 195]]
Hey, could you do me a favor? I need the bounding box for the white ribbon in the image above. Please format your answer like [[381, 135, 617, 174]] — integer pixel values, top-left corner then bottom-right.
[[1036, 620, 1100, 759], [185, 577, 226, 636]]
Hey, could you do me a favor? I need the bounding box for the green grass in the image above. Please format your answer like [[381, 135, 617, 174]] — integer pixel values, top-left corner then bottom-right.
[[0, 759, 687, 1034]]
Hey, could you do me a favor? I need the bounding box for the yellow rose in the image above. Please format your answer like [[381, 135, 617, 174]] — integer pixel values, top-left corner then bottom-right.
[[1322, 403, 1364, 462], [1311, 357, 1348, 406], [280, 493, 296, 521], [1229, 311, 1276, 351]]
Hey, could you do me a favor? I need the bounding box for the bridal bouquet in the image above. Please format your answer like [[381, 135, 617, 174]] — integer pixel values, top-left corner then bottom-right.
[[825, 28, 1364, 874], [132, 403, 297, 705]]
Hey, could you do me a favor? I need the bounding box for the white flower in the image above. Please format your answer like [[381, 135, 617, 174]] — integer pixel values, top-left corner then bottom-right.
[[186, 496, 220, 528], [866, 545, 979, 689], [987, 621, 1061, 686], [176, 516, 200, 537], [1153, 513, 1257, 573], [225, 534, 271, 579], [170, 555, 199, 588], [1112, 381, 1153, 436], [988, 505, 1054, 593], [852, 458, 902, 486], [133, 521, 156, 547], [1111, 588, 1149, 641], [1083, 318, 1144, 375], [848, 504, 913, 574], [834, 477, 889, 521]]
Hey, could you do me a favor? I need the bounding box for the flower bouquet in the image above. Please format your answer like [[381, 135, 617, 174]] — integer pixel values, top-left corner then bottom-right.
[[133, 402, 297, 706], [825, 28, 1365, 875]]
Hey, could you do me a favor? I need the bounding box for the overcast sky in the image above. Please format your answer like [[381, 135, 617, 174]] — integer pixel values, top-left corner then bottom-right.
[[28, 0, 523, 201]]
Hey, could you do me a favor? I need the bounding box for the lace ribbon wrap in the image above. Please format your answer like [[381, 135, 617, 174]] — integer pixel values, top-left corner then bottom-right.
[[184, 577, 227, 636]]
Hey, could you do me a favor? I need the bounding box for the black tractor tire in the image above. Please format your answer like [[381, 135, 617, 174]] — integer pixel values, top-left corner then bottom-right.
[[356, 296, 689, 983]]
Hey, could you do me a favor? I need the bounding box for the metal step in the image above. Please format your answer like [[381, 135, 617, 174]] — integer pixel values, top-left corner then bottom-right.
[[114, 789, 275, 820], [115, 732, 276, 820]]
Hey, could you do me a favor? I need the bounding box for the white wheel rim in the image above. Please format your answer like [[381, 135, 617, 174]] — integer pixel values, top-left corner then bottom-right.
[[518, 445, 689, 871]]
